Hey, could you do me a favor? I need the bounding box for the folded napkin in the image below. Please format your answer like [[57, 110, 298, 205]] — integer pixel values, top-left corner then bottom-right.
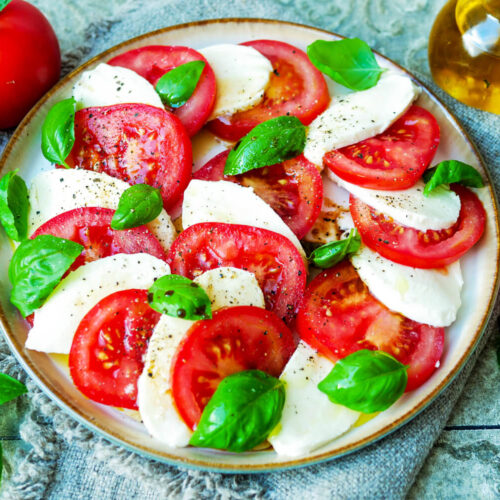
[[1, 0, 499, 498]]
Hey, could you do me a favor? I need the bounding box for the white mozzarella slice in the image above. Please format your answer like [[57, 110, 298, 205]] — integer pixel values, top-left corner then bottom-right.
[[328, 169, 461, 232], [199, 44, 272, 119], [73, 63, 163, 110], [182, 179, 305, 257], [304, 70, 420, 168], [28, 169, 176, 251], [351, 245, 463, 327], [25, 253, 170, 354], [269, 341, 359, 457], [138, 267, 265, 447]]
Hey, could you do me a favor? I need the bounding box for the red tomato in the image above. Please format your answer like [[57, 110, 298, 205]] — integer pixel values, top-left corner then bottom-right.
[[350, 185, 486, 269], [108, 45, 216, 136], [66, 103, 192, 211], [296, 262, 444, 391], [208, 40, 330, 141], [324, 106, 440, 190], [0, 0, 60, 129], [194, 151, 323, 239], [167, 222, 306, 323], [31, 207, 166, 271], [171, 306, 295, 429], [69, 289, 161, 409]]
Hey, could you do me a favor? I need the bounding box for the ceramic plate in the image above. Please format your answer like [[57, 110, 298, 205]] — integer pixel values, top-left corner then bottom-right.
[[0, 19, 499, 473]]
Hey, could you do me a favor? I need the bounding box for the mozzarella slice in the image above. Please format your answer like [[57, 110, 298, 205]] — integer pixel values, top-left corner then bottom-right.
[[304, 70, 420, 168], [73, 63, 163, 110], [199, 44, 272, 119], [269, 341, 359, 457], [25, 253, 170, 354], [182, 179, 305, 257], [328, 170, 461, 232], [351, 245, 463, 327], [28, 169, 176, 251], [138, 267, 265, 447]]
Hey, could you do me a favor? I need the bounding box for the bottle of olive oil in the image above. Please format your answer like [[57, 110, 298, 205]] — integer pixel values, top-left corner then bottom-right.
[[429, 0, 500, 114]]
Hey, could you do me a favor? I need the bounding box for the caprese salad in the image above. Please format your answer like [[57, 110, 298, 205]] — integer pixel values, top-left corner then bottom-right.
[[0, 36, 487, 457]]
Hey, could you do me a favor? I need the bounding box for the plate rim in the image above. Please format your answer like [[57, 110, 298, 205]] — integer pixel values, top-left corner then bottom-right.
[[0, 17, 499, 474]]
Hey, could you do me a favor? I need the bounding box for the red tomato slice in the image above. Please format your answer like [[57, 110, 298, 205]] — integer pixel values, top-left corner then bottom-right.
[[194, 151, 323, 239], [350, 185, 486, 269], [167, 222, 306, 323], [31, 207, 166, 271], [171, 306, 295, 429], [69, 289, 161, 409], [108, 45, 216, 136], [324, 106, 440, 190], [66, 103, 192, 211], [296, 262, 444, 391], [208, 40, 330, 141]]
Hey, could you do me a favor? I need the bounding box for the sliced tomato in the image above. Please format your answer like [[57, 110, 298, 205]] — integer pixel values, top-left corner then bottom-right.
[[31, 207, 166, 271], [296, 262, 444, 391], [108, 45, 216, 136], [208, 40, 330, 141], [69, 289, 161, 409], [167, 222, 306, 323], [350, 185, 486, 269], [66, 103, 192, 211], [171, 306, 295, 429], [195, 151, 323, 239], [324, 106, 440, 190]]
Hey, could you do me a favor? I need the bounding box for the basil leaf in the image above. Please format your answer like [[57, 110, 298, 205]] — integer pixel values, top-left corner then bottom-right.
[[0, 373, 27, 405], [423, 160, 484, 196], [0, 0, 12, 13], [9, 235, 83, 317], [41, 97, 76, 168], [307, 38, 384, 91], [156, 61, 205, 108], [190, 370, 285, 452], [310, 229, 361, 268], [0, 170, 29, 242], [147, 274, 212, 320], [224, 116, 306, 176], [318, 350, 407, 413], [110, 184, 163, 230]]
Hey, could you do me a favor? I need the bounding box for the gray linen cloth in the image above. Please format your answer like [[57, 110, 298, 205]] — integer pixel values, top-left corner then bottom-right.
[[1, 0, 499, 498]]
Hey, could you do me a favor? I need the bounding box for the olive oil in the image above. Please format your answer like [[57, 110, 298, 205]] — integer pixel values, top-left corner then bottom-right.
[[429, 0, 500, 114]]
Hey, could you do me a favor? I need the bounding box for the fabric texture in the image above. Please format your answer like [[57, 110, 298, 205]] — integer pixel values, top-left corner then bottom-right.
[[1, 0, 499, 498]]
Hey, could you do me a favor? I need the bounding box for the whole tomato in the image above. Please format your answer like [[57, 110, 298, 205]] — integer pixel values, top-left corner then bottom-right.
[[0, 0, 61, 129]]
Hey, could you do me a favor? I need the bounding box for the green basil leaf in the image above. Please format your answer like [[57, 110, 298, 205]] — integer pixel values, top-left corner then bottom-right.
[[318, 350, 407, 413], [307, 38, 384, 91], [224, 116, 306, 176], [155, 61, 205, 108], [423, 160, 484, 196], [0, 373, 27, 405], [190, 370, 285, 452], [110, 184, 163, 230], [9, 235, 83, 317], [147, 274, 212, 320], [309, 229, 361, 268], [0, 0, 12, 13], [41, 97, 76, 168], [0, 170, 29, 241], [0, 441, 2, 486]]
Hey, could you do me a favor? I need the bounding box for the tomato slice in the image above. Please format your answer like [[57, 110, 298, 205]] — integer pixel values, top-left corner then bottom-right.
[[296, 262, 444, 391], [69, 289, 161, 409], [194, 151, 323, 239], [171, 306, 295, 429], [108, 45, 216, 137], [208, 40, 330, 141], [350, 185, 486, 269], [167, 222, 306, 323], [66, 103, 192, 211], [324, 106, 440, 190], [31, 207, 166, 271]]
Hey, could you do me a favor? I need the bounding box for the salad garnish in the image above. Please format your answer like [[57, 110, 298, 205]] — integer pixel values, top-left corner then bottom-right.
[[423, 160, 484, 196], [0, 169, 29, 241], [309, 229, 361, 268]]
